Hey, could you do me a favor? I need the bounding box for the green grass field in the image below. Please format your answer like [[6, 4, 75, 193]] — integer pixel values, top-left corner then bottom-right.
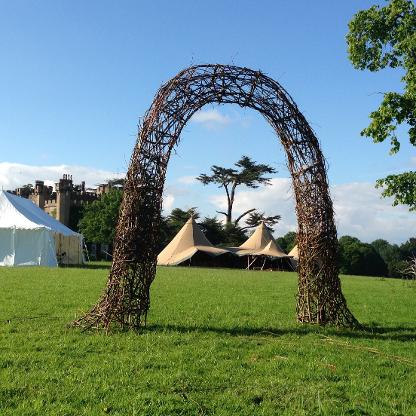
[[0, 265, 415, 415]]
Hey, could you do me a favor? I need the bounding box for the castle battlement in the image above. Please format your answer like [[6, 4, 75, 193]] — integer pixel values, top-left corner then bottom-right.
[[10, 174, 122, 229]]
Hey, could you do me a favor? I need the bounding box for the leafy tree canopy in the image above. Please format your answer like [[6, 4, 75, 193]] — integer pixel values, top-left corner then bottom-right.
[[199, 216, 227, 246], [166, 207, 199, 233], [197, 155, 277, 224], [376, 172, 416, 211], [78, 189, 123, 244], [371, 238, 403, 277], [242, 211, 281, 232], [400, 237, 416, 259], [18, 184, 34, 198], [339, 235, 388, 277], [161, 207, 248, 248], [347, 0, 416, 209], [221, 223, 248, 247], [277, 231, 297, 254]]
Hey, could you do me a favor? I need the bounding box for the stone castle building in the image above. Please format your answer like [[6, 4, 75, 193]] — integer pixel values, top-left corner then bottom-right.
[[13, 174, 117, 228]]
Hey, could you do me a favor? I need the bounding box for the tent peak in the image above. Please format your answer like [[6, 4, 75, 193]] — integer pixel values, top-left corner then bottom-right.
[[158, 217, 228, 266]]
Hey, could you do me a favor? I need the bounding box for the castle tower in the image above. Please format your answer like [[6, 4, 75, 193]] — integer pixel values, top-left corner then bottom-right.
[[33, 180, 45, 210], [56, 174, 72, 226]]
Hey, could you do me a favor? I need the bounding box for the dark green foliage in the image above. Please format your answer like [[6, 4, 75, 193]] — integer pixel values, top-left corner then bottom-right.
[[277, 231, 297, 253], [347, 0, 416, 209], [158, 216, 173, 252], [243, 211, 281, 232], [158, 208, 200, 250], [17, 184, 33, 198], [107, 177, 125, 187], [376, 172, 416, 211], [197, 155, 277, 224], [221, 223, 248, 247], [371, 239, 404, 277], [339, 236, 388, 277], [161, 207, 199, 239], [158, 208, 248, 249], [158, 207, 199, 248], [166, 207, 199, 234], [78, 189, 123, 244], [199, 216, 227, 245], [399, 237, 416, 259], [68, 205, 84, 233]]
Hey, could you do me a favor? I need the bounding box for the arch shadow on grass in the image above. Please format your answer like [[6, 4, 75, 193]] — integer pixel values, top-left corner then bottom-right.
[[144, 323, 416, 343]]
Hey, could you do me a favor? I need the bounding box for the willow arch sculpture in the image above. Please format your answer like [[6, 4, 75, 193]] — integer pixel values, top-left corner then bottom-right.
[[75, 64, 359, 330]]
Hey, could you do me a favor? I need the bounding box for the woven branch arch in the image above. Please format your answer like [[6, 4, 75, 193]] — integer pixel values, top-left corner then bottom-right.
[[75, 64, 358, 330]]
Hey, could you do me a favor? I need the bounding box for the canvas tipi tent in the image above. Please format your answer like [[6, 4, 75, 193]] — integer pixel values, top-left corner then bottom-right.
[[288, 245, 299, 270], [228, 222, 291, 269], [157, 217, 229, 266], [254, 240, 290, 258], [232, 222, 289, 258], [0, 191, 84, 266]]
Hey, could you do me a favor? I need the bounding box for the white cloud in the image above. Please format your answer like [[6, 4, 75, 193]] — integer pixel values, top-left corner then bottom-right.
[[190, 109, 231, 128], [210, 178, 297, 236], [162, 193, 175, 212], [5, 162, 413, 244], [177, 175, 197, 185], [209, 178, 415, 244], [0, 162, 124, 190], [331, 182, 415, 244], [411, 156, 416, 167]]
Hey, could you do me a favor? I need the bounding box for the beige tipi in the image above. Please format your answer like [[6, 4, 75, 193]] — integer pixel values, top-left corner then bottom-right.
[[232, 222, 288, 258], [157, 217, 229, 266], [288, 244, 299, 269], [228, 222, 291, 270], [254, 240, 291, 258]]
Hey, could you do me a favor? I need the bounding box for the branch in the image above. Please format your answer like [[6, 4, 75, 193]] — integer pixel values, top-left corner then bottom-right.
[[234, 208, 256, 224], [223, 183, 231, 206], [216, 210, 228, 217]]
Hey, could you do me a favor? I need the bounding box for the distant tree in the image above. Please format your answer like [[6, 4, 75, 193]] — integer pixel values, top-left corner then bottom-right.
[[19, 184, 33, 198], [399, 237, 416, 260], [242, 211, 281, 232], [371, 239, 403, 277], [160, 208, 248, 248], [197, 155, 277, 225], [68, 205, 84, 233], [157, 215, 172, 252], [402, 256, 416, 281], [157, 207, 201, 251], [78, 189, 123, 244], [277, 231, 297, 254], [107, 177, 125, 188], [221, 223, 248, 247], [339, 236, 388, 277], [166, 207, 199, 234], [199, 216, 227, 245], [347, 0, 416, 210]]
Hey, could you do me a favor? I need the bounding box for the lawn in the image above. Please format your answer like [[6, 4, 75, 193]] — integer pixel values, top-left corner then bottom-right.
[[0, 265, 415, 415]]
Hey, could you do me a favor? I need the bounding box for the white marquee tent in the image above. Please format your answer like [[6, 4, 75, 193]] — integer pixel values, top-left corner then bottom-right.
[[0, 191, 84, 267]]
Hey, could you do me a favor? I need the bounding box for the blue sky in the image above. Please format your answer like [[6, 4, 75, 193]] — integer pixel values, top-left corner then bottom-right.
[[0, 1, 415, 243]]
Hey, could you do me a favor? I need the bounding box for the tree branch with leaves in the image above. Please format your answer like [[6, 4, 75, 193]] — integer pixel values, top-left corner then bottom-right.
[[347, 0, 416, 210], [197, 155, 278, 225]]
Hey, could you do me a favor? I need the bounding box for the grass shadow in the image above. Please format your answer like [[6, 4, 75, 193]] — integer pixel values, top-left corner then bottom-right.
[[144, 322, 416, 342], [66, 262, 111, 270]]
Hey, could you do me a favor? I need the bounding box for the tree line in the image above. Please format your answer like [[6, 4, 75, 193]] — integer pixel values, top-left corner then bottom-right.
[[76, 188, 415, 278]]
